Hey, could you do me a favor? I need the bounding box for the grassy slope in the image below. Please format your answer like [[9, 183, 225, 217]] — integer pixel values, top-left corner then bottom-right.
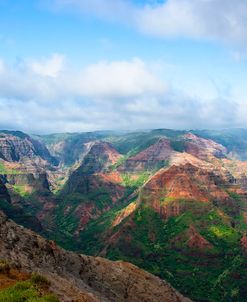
[[0, 269, 58, 302], [106, 129, 186, 155], [77, 197, 247, 302]]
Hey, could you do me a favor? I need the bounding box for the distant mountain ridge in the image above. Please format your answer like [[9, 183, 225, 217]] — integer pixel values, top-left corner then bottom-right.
[[1, 128, 247, 301]]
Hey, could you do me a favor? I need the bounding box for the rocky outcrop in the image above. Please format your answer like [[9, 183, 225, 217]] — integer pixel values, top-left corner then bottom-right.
[[241, 234, 247, 253], [63, 141, 122, 194], [140, 163, 235, 219], [0, 131, 57, 165], [77, 141, 121, 175], [186, 225, 213, 250], [184, 133, 227, 161], [61, 173, 125, 233], [119, 138, 174, 172], [0, 211, 191, 302], [143, 163, 229, 202], [112, 202, 137, 227], [58, 142, 125, 232], [5, 173, 50, 190]]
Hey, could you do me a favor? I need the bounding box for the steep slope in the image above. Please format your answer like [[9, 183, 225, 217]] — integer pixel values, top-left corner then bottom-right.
[[141, 162, 234, 211], [2, 128, 247, 301], [51, 131, 245, 248], [107, 129, 186, 155], [0, 178, 44, 233], [54, 142, 128, 242], [67, 141, 121, 177], [33, 131, 120, 166], [0, 131, 57, 165], [0, 160, 58, 235], [0, 266, 59, 302], [193, 128, 247, 160], [78, 158, 247, 302], [119, 137, 174, 172], [0, 131, 61, 236], [0, 211, 191, 302], [183, 133, 227, 161]]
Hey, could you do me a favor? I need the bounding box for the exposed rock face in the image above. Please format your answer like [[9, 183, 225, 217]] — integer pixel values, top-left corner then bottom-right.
[[77, 141, 121, 175], [184, 133, 227, 161], [112, 202, 137, 227], [62, 172, 125, 233], [143, 163, 229, 202], [59, 142, 125, 232], [120, 138, 174, 172], [140, 163, 235, 219], [6, 173, 50, 190], [0, 211, 191, 302], [0, 131, 56, 165], [186, 225, 213, 250], [63, 141, 122, 194], [241, 234, 247, 253]]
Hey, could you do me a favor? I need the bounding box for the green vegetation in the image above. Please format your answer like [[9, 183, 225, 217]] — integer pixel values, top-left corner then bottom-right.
[[78, 197, 137, 255], [75, 198, 247, 302], [5, 128, 247, 302], [153, 160, 169, 171], [52, 176, 67, 194], [109, 150, 136, 170], [170, 139, 186, 152], [0, 273, 58, 302], [12, 185, 33, 198], [0, 260, 10, 275], [106, 129, 186, 156], [0, 162, 20, 175], [0, 198, 43, 233], [30, 273, 50, 287], [121, 172, 150, 188], [0, 162, 8, 174], [55, 196, 82, 237]]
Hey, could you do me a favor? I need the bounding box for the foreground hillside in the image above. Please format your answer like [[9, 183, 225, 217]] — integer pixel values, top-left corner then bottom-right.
[[1, 129, 247, 301], [0, 211, 191, 302]]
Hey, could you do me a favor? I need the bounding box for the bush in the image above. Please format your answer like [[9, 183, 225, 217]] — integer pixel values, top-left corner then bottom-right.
[[0, 278, 59, 302], [31, 273, 50, 287], [0, 260, 10, 275], [41, 294, 59, 302]]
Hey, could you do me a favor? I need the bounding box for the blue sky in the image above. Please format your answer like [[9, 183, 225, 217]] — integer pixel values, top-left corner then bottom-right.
[[0, 0, 247, 133]]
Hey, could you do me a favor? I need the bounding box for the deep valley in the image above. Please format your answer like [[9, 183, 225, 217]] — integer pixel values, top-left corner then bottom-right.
[[1, 128, 247, 301]]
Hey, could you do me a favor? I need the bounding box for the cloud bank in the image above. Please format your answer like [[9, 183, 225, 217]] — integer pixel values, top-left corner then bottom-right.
[[52, 0, 247, 45], [0, 54, 242, 133]]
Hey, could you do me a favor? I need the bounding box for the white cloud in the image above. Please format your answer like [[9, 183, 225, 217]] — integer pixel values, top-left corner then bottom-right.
[[0, 59, 5, 74], [72, 58, 165, 97], [0, 53, 244, 133], [52, 0, 247, 45], [137, 0, 247, 44], [28, 53, 65, 78], [0, 55, 164, 101]]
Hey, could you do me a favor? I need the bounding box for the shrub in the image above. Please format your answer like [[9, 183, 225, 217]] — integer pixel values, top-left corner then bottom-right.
[[0, 280, 59, 302], [0, 260, 10, 275], [31, 273, 50, 287]]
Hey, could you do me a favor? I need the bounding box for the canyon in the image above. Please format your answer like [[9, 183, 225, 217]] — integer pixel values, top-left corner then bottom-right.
[[0, 128, 247, 301]]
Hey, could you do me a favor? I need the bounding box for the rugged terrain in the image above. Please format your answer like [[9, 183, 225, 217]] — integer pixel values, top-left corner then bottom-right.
[[0, 210, 191, 302], [1, 129, 247, 301]]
